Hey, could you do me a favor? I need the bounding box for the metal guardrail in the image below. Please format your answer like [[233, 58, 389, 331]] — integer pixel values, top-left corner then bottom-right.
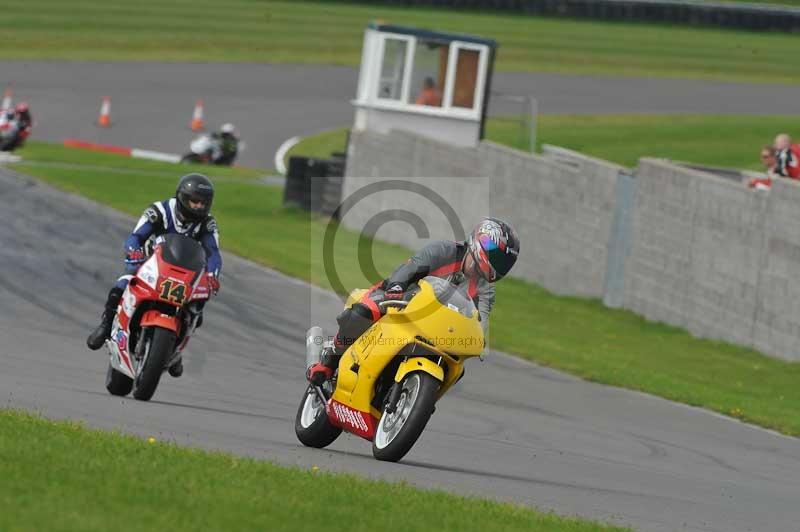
[[326, 0, 800, 32], [488, 91, 538, 154]]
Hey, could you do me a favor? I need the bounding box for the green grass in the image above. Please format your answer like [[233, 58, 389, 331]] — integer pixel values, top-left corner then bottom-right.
[[493, 114, 800, 169], [287, 128, 351, 162], [16, 141, 268, 181], [289, 114, 800, 170], [726, 0, 800, 4], [11, 138, 800, 438], [3, 1, 800, 83], [13, 141, 411, 301], [686, 0, 800, 3], [723, 0, 800, 4], [320, 0, 800, 8], [0, 410, 624, 532]]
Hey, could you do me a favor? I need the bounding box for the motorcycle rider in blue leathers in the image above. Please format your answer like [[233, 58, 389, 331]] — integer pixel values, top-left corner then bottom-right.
[[86, 173, 222, 377]]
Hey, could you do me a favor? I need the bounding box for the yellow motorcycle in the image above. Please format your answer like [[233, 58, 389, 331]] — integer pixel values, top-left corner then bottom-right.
[[295, 276, 484, 462]]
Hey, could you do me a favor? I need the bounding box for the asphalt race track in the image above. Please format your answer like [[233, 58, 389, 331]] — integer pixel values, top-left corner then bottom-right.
[[4, 60, 800, 168], [3, 167, 800, 532]]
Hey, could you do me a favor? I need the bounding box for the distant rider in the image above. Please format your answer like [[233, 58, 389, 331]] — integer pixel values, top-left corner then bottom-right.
[[0, 102, 32, 151], [14, 102, 32, 131], [307, 218, 520, 385], [8, 102, 32, 150], [211, 123, 239, 166], [86, 173, 222, 378]]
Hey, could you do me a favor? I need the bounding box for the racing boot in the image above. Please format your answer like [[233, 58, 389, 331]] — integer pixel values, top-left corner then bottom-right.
[[168, 357, 184, 378], [86, 287, 123, 351], [306, 346, 340, 385]]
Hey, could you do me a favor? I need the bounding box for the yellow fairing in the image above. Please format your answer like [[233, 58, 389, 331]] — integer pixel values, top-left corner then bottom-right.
[[332, 279, 484, 415], [395, 357, 444, 383], [401, 280, 484, 358]]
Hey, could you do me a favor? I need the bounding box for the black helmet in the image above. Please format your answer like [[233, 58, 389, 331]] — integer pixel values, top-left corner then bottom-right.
[[175, 173, 214, 224], [466, 217, 520, 282]]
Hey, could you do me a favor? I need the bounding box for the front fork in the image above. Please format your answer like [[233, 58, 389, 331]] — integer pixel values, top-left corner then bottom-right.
[[312, 384, 329, 405], [384, 382, 403, 414], [386, 355, 446, 413], [180, 302, 203, 348]]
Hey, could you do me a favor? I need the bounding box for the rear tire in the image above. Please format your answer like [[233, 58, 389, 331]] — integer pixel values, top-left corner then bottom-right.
[[295, 385, 341, 448], [132, 327, 175, 401], [105, 363, 133, 396], [372, 372, 438, 463]]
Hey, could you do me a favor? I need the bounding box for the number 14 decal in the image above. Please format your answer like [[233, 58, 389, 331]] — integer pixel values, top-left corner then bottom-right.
[[159, 280, 186, 305]]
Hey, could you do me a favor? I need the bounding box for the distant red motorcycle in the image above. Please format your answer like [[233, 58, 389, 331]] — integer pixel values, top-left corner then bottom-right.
[[0, 105, 33, 151], [104, 234, 212, 401], [0, 113, 30, 152]]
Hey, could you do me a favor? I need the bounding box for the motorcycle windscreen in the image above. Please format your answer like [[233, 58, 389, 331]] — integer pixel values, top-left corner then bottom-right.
[[403, 277, 484, 357], [422, 276, 477, 318], [159, 234, 206, 275]]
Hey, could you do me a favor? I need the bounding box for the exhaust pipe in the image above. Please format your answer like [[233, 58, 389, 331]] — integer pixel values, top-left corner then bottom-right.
[[305, 326, 324, 368]]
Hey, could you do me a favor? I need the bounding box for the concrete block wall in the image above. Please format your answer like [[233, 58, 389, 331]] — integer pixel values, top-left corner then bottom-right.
[[687, 165, 768, 346], [343, 130, 487, 253], [480, 141, 621, 298], [344, 130, 621, 298], [342, 129, 800, 360], [753, 179, 800, 359], [624, 159, 768, 348]]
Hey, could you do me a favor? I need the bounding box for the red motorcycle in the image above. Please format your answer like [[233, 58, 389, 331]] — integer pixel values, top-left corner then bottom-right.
[[105, 234, 211, 401], [0, 112, 31, 151]]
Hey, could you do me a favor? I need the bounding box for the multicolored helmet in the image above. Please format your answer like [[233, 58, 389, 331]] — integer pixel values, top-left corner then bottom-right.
[[466, 218, 520, 282]]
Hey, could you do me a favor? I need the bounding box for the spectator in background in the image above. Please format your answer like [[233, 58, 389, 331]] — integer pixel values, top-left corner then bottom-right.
[[761, 145, 779, 176], [774, 133, 800, 179], [748, 145, 779, 190], [415, 77, 442, 107]]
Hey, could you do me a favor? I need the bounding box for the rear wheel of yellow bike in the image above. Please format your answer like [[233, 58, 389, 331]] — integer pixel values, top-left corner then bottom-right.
[[295, 383, 341, 448], [372, 372, 438, 462]]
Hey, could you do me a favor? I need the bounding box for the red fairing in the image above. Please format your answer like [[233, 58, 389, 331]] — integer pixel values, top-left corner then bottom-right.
[[156, 248, 200, 298], [136, 246, 204, 305], [190, 272, 210, 301], [140, 310, 180, 332], [114, 288, 138, 375], [326, 399, 378, 440], [129, 276, 153, 301]]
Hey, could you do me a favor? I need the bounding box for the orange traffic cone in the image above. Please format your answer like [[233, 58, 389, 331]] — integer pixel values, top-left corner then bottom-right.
[[190, 99, 205, 131], [97, 97, 111, 127], [1, 89, 12, 110]]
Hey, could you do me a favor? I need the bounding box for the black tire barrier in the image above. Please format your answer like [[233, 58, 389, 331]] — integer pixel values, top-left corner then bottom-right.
[[319, 0, 800, 32], [283, 154, 345, 218]]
